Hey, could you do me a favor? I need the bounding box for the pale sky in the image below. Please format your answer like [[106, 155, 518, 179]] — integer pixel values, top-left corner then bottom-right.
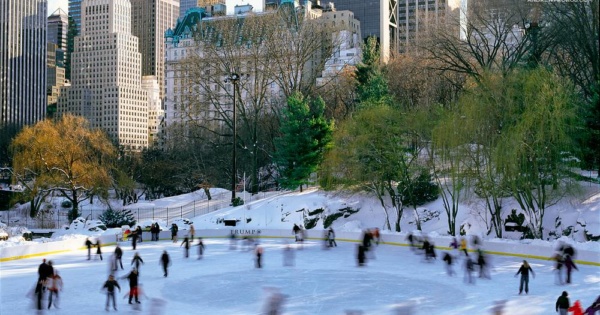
[[47, 0, 265, 16], [48, 0, 69, 15]]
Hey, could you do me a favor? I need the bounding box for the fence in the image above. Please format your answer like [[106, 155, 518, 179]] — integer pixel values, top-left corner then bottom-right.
[[0, 190, 287, 229]]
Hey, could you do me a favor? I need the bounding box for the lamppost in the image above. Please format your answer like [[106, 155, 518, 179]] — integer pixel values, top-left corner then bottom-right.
[[225, 73, 240, 204]]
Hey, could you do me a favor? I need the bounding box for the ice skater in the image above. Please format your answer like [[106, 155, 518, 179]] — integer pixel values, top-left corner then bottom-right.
[[47, 270, 63, 309], [551, 252, 564, 284], [262, 287, 287, 315], [170, 223, 178, 243], [460, 237, 468, 256], [357, 244, 366, 267], [160, 251, 170, 277], [327, 227, 337, 247], [197, 237, 205, 259], [564, 254, 578, 284], [38, 258, 53, 282], [477, 249, 490, 279], [570, 300, 585, 315], [136, 226, 143, 243], [180, 236, 190, 258], [86, 238, 93, 260], [464, 256, 475, 284], [102, 274, 121, 311], [489, 300, 507, 315], [443, 252, 455, 276], [114, 245, 124, 270], [122, 268, 140, 304], [130, 228, 139, 250], [96, 239, 103, 260], [131, 252, 144, 272], [515, 260, 535, 294], [585, 295, 600, 315], [557, 291, 571, 315], [255, 244, 264, 268], [189, 224, 195, 241], [33, 278, 46, 311]]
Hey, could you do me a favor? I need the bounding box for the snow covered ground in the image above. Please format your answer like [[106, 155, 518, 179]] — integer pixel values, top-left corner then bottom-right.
[[1, 237, 599, 315]]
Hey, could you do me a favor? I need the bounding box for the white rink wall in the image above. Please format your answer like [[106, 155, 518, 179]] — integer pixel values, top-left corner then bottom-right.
[[1, 229, 599, 265]]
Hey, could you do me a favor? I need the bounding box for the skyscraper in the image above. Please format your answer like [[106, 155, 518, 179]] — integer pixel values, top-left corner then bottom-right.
[[180, 0, 224, 17], [68, 0, 82, 33], [131, 0, 179, 99], [58, 0, 149, 151], [0, 0, 47, 128], [47, 8, 68, 108]]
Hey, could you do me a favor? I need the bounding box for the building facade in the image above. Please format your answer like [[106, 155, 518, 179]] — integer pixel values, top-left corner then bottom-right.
[[47, 9, 68, 109], [131, 0, 179, 100], [68, 0, 83, 33], [0, 0, 47, 128], [58, 0, 149, 151]]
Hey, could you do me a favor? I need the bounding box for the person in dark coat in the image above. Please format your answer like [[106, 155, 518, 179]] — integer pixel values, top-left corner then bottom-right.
[[170, 223, 179, 243], [255, 244, 264, 268], [102, 274, 121, 311], [85, 238, 93, 260], [160, 251, 170, 277], [464, 256, 475, 284], [122, 268, 140, 304], [357, 245, 366, 266], [564, 254, 579, 284], [443, 252, 455, 276], [96, 239, 103, 260], [114, 245, 123, 270], [34, 278, 46, 310], [556, 291, 570, 315], [136, 226, 143, 243], [131, 252, 144, 272], [293, 224, 301, 242], [515, 260, 535, 294], [197, 237, 205, 259], [181, 236, 190, 258], [130, 228, 138, 250], [361, 229, 372, 252], [477, 249, 490, 279], [38, 258, 54, 281]]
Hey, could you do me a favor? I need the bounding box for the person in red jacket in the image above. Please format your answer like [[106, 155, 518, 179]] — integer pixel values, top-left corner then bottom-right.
[[569, 300, 585, 315]]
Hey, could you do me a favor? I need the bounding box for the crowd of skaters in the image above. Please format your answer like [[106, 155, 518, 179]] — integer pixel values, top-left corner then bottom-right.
[[27, 223, 598, 314]]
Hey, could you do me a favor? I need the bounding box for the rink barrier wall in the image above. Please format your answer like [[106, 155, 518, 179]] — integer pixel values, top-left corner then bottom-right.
[[1, 229, 599, 266]]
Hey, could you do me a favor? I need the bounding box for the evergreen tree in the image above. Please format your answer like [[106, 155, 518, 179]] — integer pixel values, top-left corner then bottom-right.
[[98, 209, 136, 228], [274, 93, 333, 191]]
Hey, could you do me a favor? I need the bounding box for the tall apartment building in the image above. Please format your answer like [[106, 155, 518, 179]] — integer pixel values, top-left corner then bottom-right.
[[68, 0, 83, 33], [58, 0, 149, 151], [0, 0, 47, 128], [398, 0, 450, 52], [48, 8, 69, 50], [131, 0, 179, 100], [47, 9, 68, 109]]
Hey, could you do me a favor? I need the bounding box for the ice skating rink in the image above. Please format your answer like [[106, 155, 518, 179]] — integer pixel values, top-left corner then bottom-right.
[[1, 237, 598, 315]]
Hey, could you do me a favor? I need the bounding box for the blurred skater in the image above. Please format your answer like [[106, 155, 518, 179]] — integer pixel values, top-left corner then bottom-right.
[[515, 260, 535, 294], [293, 224, 301, 242], [130, 228, 139, 250], [136, 226, 143, 243], [464, 256, 475, 284], [328, 227, 337, 247], [283, 244, 295, 267], [180, 236, 190, 258], [477, 249, 490, 279], [38, 258, 54, 282], [160, 251, 170, 277], [189, 224, 195, 241], [170, 223, 178, 243], [262, 287, 287, 315], [86, 238, 93, 260], [255, 244, 264, 268], [357, 245, 366, 267], [114, 245, 124, 270], [443, 252, 455, 276], [556, 291, 571, 315], [564, 254, 578, 284], [197, 237, 205, 259], [460, 237, 468, 256], [96, 239, 103, 260], [47, 270, 63, 309], [570, 300, 585, 315], [102, 274, 121, 311], [122, 268, 140, 304], [131, 252, 144, 272], [585, 295, 600, 315], [551, 252, 564, 284], [34, 278, 46, 311]]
